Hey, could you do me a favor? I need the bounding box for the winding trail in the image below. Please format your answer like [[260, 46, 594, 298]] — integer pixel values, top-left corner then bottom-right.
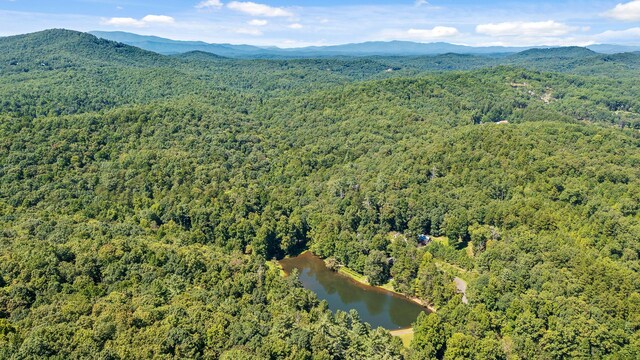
[[454, 277, 468, 304]]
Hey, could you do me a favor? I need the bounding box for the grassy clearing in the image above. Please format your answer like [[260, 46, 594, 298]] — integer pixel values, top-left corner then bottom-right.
[[378, 281, 395, 292], [338, 266, 369, 285], [336, 266, 437, 311], [337, 265, 395, 292], [466, 242, 475, 258], [390, 328, 414, 348], [337, 265, 397, 293], [434, 260, 477, 283], [430, 236, 449, 245], [388, 232, 407, 244]]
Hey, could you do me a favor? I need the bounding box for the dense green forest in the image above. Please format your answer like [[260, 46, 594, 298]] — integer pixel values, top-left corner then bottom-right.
[[1, 29, 639, 359]]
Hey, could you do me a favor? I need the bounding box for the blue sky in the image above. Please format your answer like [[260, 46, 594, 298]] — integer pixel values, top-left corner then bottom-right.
[[1, 1, 640, 47]]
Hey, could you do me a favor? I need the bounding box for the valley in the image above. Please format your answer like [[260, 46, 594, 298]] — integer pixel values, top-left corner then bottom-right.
[[0, 28, 639, 359]]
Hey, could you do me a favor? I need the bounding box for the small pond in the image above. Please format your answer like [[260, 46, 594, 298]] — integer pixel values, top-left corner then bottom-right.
[[280, 252, 428, 330]]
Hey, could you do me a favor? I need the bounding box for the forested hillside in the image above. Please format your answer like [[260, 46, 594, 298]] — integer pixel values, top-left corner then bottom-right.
[[1, 29, 639, 359]]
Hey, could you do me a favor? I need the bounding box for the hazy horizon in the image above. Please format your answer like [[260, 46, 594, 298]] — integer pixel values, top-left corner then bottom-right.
[[1, 1, 640, 48], [86, 29, 640, 49]]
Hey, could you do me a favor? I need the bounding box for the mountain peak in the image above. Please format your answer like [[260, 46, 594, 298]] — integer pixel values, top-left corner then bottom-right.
[[514, 46, 598, 58], [0, 28, 165, 71]]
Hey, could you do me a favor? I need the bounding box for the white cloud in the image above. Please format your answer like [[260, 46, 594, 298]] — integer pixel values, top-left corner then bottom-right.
[[103, 17, 144, 27], [248, 19, 268, 26], [196, 0, 223, 9], [288, 23, 303, 29], [414, 0, 443, 10], [476, 21, 578, 37], [102, 15, 175, 28], [227, 1, 293, 17], [141, 15, 175, 24], [594, 27, 640, 41], [604, 1, 640, 21], [406, 26, 460, 40], [8, 2, 640, 48]]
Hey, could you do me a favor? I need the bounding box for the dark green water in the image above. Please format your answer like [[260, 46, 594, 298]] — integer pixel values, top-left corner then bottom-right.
[[280, 252, 428, 330]]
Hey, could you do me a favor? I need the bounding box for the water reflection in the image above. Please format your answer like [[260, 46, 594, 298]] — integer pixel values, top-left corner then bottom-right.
[[280, 252, 427, 330]]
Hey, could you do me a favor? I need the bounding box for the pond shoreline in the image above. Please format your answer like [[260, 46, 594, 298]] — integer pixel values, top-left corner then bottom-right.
[[278, 251, 431, 334], [274, 250, 436, 313], [330, 261, 435, 348], [332, 264, 437, 313], [273, 251, 435, 347]]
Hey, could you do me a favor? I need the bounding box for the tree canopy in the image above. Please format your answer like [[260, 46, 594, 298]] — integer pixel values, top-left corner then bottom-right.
[[1, 29, 639, 359]]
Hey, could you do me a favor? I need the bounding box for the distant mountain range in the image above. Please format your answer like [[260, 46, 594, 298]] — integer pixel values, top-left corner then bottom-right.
[[2, 30, 638, 80], [90, 31, 640, 58]]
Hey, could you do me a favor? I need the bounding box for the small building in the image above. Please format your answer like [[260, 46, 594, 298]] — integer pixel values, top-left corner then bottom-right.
[[417, 234, 431, 246]]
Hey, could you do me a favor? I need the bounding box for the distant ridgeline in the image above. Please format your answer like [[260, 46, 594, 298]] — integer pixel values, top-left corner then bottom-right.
[[90, 30, 640, 57], [0, 29, 639, 359]]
